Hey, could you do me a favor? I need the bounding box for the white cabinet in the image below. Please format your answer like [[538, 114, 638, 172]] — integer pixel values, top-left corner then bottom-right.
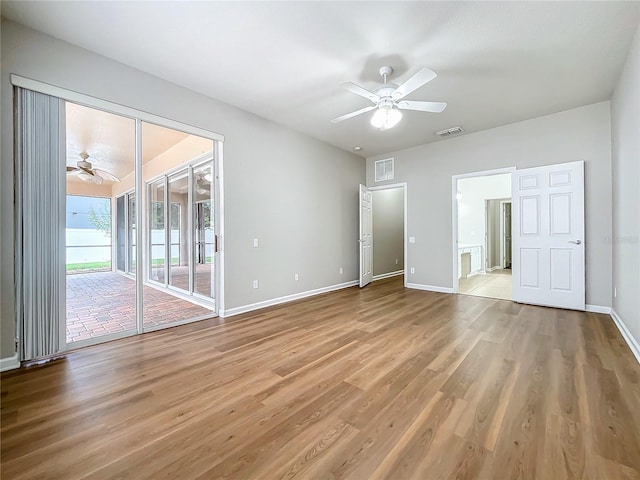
[[470, 246, 482, 273], [458, 244, 484, 279]]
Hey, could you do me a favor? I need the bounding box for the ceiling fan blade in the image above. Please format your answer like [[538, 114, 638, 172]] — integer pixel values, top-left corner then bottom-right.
[[392, 68, 437, 100], [66, 166, 79, 173], [330, 105, 377, 123], [397, 100, 447, 113], [340, 82, 380, 103], [94, 169, 121, 182]]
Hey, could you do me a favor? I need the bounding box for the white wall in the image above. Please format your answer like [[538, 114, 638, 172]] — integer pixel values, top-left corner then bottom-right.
[[372, 188, 404, 276], [457, 174, 511, 268], [367, 101, 612, 306], [0, 20, 365, 359], [611, 24, 640, 353]]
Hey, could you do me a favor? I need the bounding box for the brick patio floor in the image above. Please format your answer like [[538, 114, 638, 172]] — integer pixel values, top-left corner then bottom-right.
[[66, 271, 214, 343]]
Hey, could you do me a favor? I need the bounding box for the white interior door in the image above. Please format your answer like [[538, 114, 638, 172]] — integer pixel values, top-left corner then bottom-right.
[[512, 161, 585, 310], [359, 184, 373, 288]]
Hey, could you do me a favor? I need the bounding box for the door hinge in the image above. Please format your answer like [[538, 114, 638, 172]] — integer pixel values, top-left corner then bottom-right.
[[15, 338, 19, 352], [215, 235, 219, 253]]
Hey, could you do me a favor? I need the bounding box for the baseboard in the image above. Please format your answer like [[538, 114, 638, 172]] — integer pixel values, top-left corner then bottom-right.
[[486, 266, 501, 272], [610, 309, 640, 365], [406, 283, 454, 294], [372, 270, 404, 281], [0, 354, 20, 372], [220, 280, 359, 317], [585, 304, 611, 314]]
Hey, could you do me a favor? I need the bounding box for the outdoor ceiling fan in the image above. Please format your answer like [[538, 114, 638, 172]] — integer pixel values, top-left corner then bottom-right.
[[66, 152, 120, 184], [331, 66, 447, 130]]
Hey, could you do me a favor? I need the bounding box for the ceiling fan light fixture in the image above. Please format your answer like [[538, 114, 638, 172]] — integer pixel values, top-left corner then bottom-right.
[[370, 106, 402, 130], [77, 171, 93, 182]]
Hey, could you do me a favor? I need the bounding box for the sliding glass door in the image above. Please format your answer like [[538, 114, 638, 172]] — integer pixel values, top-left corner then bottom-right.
[[141, 121, 216, 330], [15, 80, 223, 356]]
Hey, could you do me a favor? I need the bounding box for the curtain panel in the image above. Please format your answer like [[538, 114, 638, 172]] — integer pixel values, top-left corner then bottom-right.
[[15, 87, 66, 361]]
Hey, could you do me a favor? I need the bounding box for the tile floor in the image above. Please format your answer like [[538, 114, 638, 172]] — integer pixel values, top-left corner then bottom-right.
[[458, 268, 512, 300], [66, 271, 214, 343]]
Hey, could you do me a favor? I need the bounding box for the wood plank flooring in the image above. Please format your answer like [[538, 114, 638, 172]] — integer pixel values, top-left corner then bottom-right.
[[2, 277, 639, 479]]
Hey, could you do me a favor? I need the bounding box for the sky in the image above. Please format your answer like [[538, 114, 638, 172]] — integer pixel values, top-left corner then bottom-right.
[[66, 195, 110, 229]]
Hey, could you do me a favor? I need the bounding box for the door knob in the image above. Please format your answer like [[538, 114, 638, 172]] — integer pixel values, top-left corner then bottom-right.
[[568, 240, 582, 245]]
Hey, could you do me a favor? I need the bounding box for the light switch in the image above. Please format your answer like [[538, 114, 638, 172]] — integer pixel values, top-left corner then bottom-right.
[[253, 238, 259, 248], [409, 237, 416, 244]]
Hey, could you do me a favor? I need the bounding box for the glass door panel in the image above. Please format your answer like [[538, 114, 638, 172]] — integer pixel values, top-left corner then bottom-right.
[[149, 180, 166, 284], [65, 101, 136, 346], [141, 121, 216, 330], [193, 161, 214, 299], [168, 172, 189, 292]]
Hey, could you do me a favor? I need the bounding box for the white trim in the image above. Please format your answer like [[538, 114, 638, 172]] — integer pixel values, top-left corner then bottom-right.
[[10, 75, 224, 142], [610, 309, 640, 365], [452, 167, 516, 294], [66, 330, 137, 351], [585, 304, 611, 314], [373, 270, 404, 281], [135, 119, 144, 336], [406, 283, 454, 294], [220, 280, 359, 317], [216, 141, 225, 315], [0, 354, 20, 372], [486, 266, 502, 272]]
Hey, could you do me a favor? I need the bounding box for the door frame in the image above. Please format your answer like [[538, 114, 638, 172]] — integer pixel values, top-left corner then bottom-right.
[[11, 74, 225, 353], [368, 183, 408, 287], [451, 167, 515, 294]]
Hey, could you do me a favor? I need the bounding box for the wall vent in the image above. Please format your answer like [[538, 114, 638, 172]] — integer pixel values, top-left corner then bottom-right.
[[434, 126, 465, 137], [375, 158, 394, 182]]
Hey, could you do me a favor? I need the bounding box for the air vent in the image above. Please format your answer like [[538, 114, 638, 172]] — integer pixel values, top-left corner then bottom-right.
[[375, 158, 394, 182], [434, 126, 464, 137]]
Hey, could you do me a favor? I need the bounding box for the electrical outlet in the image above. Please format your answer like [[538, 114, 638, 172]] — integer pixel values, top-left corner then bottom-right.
[[294, 273, 299, 281], [253, 280, 259, 289], [395, 259, 399, 265], [253, 238, 259, 248], [410, 267, 415, 274], [339, 267, 343, 275], [614, 287, 617, 298]]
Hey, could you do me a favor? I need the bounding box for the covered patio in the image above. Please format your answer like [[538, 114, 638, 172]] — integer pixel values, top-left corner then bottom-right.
[[66, 271, 214, 343]]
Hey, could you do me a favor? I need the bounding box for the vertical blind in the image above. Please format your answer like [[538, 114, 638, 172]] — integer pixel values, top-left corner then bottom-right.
[[15, 87, 66, 361]]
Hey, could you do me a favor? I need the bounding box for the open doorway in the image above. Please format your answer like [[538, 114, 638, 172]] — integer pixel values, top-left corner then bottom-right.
[[453, 170, 513, 301], [359, 183, 407, 288]]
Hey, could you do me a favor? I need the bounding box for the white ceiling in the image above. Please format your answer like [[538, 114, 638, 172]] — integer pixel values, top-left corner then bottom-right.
[[4, 1, 639, 157]]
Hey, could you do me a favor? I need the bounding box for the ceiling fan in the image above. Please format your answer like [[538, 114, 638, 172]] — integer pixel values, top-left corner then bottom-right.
[[66, 152, 120, 184], [331, 66, 447, 130]]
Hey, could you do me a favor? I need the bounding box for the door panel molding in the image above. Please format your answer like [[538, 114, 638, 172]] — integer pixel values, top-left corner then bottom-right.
[[512, 160, 585, 310]]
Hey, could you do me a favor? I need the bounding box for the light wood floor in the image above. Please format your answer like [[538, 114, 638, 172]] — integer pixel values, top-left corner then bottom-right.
[[459, 269, 512, 301], [2, 277, 639, 479]]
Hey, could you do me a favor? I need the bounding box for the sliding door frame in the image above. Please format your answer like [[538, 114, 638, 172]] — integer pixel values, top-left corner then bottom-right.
[[11, 74, 225, 352]]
